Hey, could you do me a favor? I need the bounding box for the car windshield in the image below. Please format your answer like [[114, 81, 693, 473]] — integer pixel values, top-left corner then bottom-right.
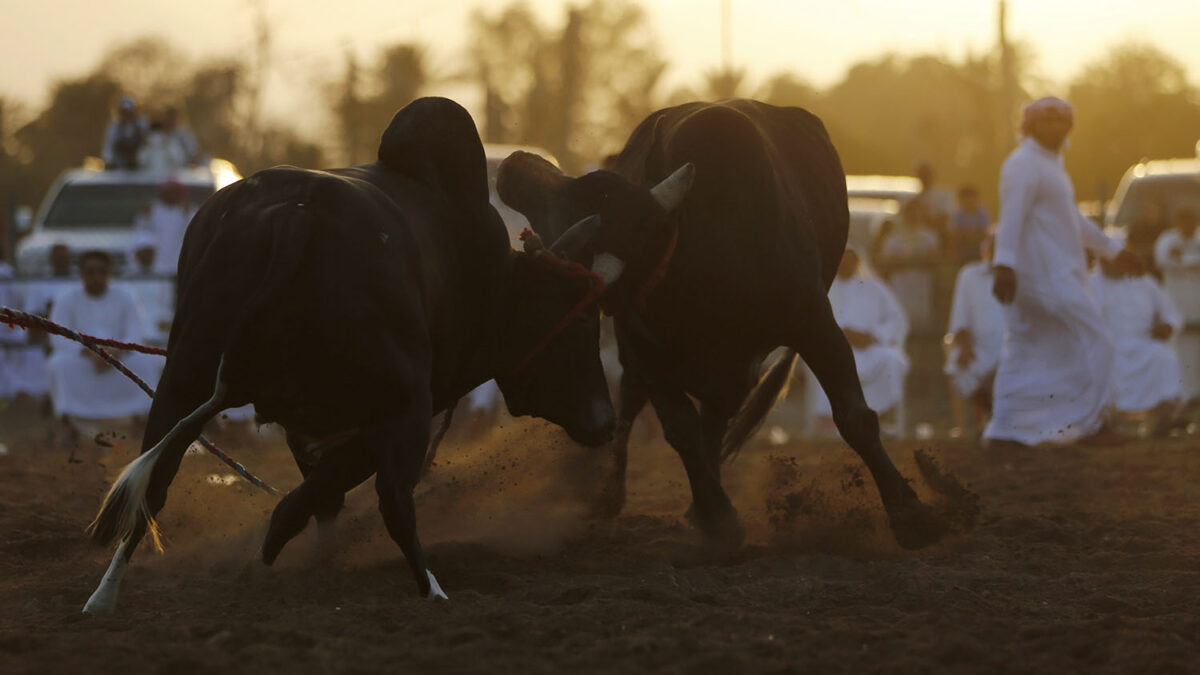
[[1112, 174, 1200, 228], [43, 183, 213, 228]]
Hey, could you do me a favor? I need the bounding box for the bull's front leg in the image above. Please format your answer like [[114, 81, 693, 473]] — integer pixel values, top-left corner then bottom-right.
[[791, 296, 945, 549], [592, 369, 649, 519], [650, 386, 745, 549]]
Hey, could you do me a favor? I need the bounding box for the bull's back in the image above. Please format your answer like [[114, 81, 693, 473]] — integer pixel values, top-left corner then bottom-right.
[[172, 166, 427, 426]]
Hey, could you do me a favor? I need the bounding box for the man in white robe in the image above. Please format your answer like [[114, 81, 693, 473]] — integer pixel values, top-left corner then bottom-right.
[[124, 232, 176, 347], [944, 233, 1004, 434], [985, 97, 1142, 447], [1153, 207, 1200, 400], [11, 244, 77, 402], [813, 247, 910, 428], [1092, 256, 1184, 426], [0, 259, 25, 400], [133, 179, 197, 276], [47, 251, 161, 427]]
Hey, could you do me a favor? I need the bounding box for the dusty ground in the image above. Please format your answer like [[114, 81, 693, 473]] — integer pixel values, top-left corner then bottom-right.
[[1, 402, 1198, 674]]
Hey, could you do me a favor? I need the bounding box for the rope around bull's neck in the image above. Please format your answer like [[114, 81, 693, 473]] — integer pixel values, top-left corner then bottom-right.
[[0, 306, 279, 496]]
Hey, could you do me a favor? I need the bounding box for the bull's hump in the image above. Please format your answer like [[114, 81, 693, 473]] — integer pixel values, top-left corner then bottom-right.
[[377, 97, 489, 205]]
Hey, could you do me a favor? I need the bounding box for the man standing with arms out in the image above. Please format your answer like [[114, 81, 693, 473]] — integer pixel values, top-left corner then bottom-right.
[[986, 97, 1142, 447]]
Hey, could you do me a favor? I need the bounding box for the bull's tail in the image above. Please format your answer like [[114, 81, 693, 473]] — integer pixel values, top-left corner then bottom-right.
[[89, 181, 320, 551], [720, 350, 797, 463], [88, 358, 229, 550]]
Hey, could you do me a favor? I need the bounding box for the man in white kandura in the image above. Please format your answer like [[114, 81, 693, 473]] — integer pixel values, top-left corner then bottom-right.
[[47, 251, 162, 432], [1153, 207, 1200, 401], [944, 232, 1004, 435], [1092, 253, 1184, 433], [985, 97, 1143, 447], [813, 246, 909, 432], [133, 179, 196, 276]]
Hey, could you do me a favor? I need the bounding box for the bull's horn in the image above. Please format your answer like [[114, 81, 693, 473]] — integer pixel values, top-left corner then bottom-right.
[[591, 252, 625, 288], [549, 214, 602, 259], [650, 163, 695, 212]]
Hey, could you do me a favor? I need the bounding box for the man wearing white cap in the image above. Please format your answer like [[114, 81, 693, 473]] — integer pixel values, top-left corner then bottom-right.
[[986, 97, 1143, 447], [101, 95, 148, 170]]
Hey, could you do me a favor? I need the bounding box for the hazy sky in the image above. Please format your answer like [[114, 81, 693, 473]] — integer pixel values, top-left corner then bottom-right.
[[3, 0, 1198, 126]]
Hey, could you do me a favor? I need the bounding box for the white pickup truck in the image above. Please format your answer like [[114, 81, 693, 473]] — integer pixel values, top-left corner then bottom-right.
[[15, 159, 240, 276]]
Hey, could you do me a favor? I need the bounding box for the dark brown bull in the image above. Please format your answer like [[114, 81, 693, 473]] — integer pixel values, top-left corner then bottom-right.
[[82, 97, 647, 613], [499, 99, 945, 549]]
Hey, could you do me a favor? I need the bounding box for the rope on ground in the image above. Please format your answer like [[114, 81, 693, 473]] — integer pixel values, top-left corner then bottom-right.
[[0, 306, 279, 496]]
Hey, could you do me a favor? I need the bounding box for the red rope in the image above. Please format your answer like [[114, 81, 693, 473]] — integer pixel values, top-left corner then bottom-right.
[[634, 223, 680, 311], [507, 250, 606, 376], [1, 307, 167, 356], [0, 305, 278, 496]]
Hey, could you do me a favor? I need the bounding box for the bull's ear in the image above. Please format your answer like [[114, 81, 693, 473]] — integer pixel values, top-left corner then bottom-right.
[[496, 151, 568, 238]]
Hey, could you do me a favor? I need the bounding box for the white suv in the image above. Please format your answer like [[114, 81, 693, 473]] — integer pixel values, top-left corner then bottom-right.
[[15, 159, 241, 276]]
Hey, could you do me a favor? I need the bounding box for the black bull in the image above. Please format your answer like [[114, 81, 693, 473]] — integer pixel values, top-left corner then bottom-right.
[[499, 99, 945, 549], [82, 97, 657, 612]]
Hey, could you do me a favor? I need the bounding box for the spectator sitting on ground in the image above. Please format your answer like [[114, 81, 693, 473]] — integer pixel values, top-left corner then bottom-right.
[[46, 250, 162, 438], [944, 231, 1004, 437], [101, 95, 148, 170], [16, 244, 77, 406], [948, 185, 990, 264], [1153, 207, 1200, 402], [1091, 251, 1184, 435], [812, 246, 910, 435], [0, 247, 25, 403]]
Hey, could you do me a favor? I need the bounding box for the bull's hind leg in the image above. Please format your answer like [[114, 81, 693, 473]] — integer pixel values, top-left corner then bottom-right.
[[791, 298, 945, 549], [84, 355, 227, 613], [260, 435, 376, 565], [374, 403, 446, 599]]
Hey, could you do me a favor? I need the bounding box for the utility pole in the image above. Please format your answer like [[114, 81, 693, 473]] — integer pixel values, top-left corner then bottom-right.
[[721, 0, 732, 72], [245, 0, 271, 160], [997, 0, 1016, 138]]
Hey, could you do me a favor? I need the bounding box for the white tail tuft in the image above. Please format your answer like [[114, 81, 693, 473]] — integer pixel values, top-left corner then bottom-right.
[[87, 356, 229, 551], [87, 444, 169, 551]]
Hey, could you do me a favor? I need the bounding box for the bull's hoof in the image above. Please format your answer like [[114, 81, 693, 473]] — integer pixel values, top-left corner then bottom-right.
[[887, 500, 947, 550], [589, 475, 627, 520], [689, 504, 746, 552]]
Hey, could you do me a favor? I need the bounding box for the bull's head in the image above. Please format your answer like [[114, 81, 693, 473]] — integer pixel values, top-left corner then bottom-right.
[[492, 217, 619, 447], [495, 151, 694, 314]]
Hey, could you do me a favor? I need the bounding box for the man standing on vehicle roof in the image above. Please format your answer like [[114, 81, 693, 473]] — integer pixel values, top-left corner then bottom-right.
[[101, 95, 148, 170], [986, 96, 1143, 448]]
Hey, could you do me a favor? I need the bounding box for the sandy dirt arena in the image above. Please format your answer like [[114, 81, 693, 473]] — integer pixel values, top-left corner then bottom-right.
[[1, 404, 1198, 674]]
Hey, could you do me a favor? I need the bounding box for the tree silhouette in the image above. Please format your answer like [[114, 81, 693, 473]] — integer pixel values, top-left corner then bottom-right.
[[329, 43, 431, 165], [1067, 41, 1200, 201], [467, 0, 665, 171]]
